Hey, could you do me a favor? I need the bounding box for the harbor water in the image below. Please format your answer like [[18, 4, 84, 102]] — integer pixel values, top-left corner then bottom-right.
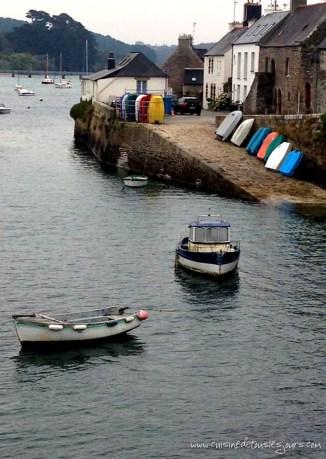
[[0, 76, 325, 458]]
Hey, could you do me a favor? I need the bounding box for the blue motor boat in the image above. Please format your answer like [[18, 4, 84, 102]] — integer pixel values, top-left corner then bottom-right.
[[175, 213, 240, 277]]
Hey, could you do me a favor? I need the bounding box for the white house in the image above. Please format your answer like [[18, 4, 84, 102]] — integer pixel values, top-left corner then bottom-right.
[[203, 25, 246, 109], [231, 11, 288, 104], [81, 52, 167, 105]]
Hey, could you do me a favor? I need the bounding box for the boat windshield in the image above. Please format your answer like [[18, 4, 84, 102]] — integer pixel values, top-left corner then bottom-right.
[[190, 226, 230, 243]]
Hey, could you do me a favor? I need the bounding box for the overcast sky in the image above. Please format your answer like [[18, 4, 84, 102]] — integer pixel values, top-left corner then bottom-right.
[[1, 0, 323, 45]]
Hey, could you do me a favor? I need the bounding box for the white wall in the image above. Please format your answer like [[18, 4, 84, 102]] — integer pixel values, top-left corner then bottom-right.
[[203, 55, 226, 109], [81, 77, 167, 104], [232, 43, 259, 103]]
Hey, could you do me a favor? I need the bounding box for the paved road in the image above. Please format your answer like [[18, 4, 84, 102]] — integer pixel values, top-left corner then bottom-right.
[[153, 112, 326, 204]]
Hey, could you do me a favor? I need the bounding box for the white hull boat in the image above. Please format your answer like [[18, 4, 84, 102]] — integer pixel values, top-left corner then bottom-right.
[[0, 104, 11, 114], [176, 213, 240, 278], [123, 175, 148, 187], [18, 88, 35, 96], [265, 142, 292, 170], [55, 79, 72, 89], [13, 307, 148, 347], [215, 111, 243, 141], [231, 118, 255, 146]]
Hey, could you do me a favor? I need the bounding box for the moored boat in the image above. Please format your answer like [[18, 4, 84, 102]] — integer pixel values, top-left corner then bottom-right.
[[12, 307, 149, 347], [55, 79, 72, 89], [18, 88, 35, 96], [0, 103, 11, 114], [123, 175, 148, 187], [175, 213, 240, 277]]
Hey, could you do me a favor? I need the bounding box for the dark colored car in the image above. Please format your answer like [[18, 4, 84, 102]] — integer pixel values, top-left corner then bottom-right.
[[174, 97, 202, 116]]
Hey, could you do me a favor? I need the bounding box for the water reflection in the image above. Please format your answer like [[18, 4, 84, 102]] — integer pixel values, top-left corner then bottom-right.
[[174, 266, 240, 307], [12, 335, 145, 372]]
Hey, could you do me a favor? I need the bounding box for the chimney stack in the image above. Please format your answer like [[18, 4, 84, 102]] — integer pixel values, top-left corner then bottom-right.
[[243, 2, 262, 27], [107, 52, 115, 70], [178, 34, 193, 49], [290, 0, 307, 12]]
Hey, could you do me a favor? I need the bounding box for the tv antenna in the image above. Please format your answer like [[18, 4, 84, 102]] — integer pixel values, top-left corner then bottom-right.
[[193, 22, 197, 42]]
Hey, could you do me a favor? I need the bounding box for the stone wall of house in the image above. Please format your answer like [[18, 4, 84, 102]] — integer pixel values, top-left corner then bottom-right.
[[161, 35, 203, 98], [216, 113, 325, 186], [317, 49, 326, 113], [254, 20, 326, 115]]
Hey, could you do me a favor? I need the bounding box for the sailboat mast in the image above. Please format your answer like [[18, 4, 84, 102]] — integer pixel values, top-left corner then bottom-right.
[[85, 40, 89, 74]]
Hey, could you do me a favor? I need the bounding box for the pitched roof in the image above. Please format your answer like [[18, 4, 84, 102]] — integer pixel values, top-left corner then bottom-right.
[[193, 47, 207, 60], [83, 52, 166, 81], [184, 68, 203, 85], [261, 4, 326, 47], [319, 37, 326, 49], [233, 11, 289, 45], [205, 27, 247, 56]]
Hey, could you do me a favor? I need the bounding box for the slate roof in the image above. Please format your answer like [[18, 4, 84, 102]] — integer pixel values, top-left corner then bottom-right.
[[83, 52, 166, 81], [193, 47, 207, 60], [318, 37, 326, 49], [233, 11, 289, 45], [184, 68, 203, 85], [261, 4, 326, 47], [205, 27, 247, 56]]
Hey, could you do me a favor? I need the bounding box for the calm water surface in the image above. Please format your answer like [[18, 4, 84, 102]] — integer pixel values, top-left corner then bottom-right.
[[0, 76, 325, 459]]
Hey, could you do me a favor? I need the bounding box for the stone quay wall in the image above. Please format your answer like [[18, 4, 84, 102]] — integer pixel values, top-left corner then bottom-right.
[[74, 102, 258, 201], [74, 102, 326, 204]]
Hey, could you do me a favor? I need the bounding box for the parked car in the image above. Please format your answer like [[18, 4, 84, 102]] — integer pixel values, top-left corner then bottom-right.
[[174, 97, 202, 116]]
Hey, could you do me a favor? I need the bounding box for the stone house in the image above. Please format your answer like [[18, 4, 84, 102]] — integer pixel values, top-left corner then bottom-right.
[[231, 10, 289, 104], [244, 0, 326, 115], [203, 25, 247, 109], [161, 35, 204, 98], [81, 52, 167, 104]]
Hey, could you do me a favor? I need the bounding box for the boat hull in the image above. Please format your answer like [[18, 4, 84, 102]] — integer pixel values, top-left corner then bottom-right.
[[123, 176, 148, 187], [176, 246, 240, 277], [14, 316, 143, 345]]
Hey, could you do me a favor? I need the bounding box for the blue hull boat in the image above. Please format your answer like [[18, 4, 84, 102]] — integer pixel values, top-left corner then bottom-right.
[[246, 127, 272, 155], [279, 150, 304, 176], [175, 213, 240, 277]]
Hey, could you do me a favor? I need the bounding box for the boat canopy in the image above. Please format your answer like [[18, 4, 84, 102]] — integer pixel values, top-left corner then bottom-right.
[[188, 215, 231, 243]]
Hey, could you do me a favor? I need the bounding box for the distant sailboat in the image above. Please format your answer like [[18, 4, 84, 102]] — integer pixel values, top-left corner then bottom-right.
[[55, 53, 72, 88], [42, 53, 54, 84]]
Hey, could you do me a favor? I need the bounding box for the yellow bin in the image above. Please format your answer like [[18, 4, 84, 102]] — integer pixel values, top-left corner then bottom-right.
[[148, 96, 164, 124]]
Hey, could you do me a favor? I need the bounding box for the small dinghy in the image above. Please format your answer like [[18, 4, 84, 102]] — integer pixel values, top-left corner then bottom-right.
[[175, 212, 240, 277], [264, 134, 286, 162], [256, 131, 279, 160], [12, 307, 149, 347], [215, 111, 242, 141], [123, 175, 148, 187], [278, 150, 304, 176], [231, 118, 255, 146], [265, 142, 292, 170], [246, 127, 272, 155]]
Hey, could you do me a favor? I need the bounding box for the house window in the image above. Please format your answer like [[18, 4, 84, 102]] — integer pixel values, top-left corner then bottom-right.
[[237, 84, 240, 102], [265, 57, 269, 73], [244, 52, 248, 80], [210, 83, 216, 101], [208, 58, 214, 74], [237, 53, 241, 79], [137, 80, 147, 93], [250, 52, 255, 72], [217, 59, 222, 74], [285, 58, 290, 77], [205, 84, 209, 101]]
